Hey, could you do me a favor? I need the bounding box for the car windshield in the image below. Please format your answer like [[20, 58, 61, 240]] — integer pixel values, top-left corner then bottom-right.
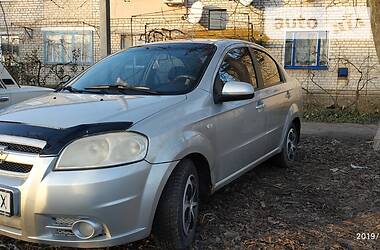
[[69, 43, 216, 95]]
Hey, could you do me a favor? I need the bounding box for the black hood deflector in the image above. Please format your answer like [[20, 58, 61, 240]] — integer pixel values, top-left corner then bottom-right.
[[0, 121, 133, 156]]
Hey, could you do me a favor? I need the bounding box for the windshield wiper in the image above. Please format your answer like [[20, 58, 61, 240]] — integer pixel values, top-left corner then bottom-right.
[[57, 86, 83, 93], [57, 85, 100, 94], [84, 84, 161, 95]]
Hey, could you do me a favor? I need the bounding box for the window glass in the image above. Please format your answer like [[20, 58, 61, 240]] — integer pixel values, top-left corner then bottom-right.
[[44, 30, 93, 64], [319, 32, 329, 66], [209, 9, 227, 30], [70, 43, 216, 95], [1, 79, 15, 85], [218, 47, 257, 89], [285, 31, 329, 69], [284, 33, 293, 66], [120, 34, 132, 49], [253, 49, 281, 87], [0, 35, 20, 64], [152, 55, 185, 86], [294, 32, 317, 66]]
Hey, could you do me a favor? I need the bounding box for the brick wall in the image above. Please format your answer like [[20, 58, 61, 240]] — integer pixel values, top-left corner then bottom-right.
[[0, 0, 379, 96], [0, 0, 101, 85], [109, 0, 263, 53], [261, 0, 380, 96]]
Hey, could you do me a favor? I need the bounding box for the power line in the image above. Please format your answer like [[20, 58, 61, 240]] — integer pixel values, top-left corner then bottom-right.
[[0, 1, 9, 37]]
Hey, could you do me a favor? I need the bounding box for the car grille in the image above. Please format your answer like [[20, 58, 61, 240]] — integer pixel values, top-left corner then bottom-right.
[[55, 217, 77, 226], [48, 217, 106, 239], [0, 162, 33, 173], [0, 136, 46, 174], [55, 228, 76, 237], [0, 142, 42, 154], [51, 217, 77, 238]]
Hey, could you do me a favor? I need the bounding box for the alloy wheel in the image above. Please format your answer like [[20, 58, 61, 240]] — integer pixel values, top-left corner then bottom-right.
[[182, 174, 198, 236], [286, 128, 298, 161]]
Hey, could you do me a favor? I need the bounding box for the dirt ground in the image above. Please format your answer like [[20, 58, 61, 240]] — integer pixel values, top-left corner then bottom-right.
[[0, 124, 379, 249]]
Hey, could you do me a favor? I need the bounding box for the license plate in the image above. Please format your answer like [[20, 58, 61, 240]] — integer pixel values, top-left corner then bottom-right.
[[0, 189, 13, 217]]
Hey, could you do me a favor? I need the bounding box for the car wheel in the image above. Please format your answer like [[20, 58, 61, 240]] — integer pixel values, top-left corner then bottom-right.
[[153, 159, 199, 249], [273, 123, 299, 168]]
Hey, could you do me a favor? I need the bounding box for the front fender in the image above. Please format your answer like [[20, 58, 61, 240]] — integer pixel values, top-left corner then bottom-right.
[[145, 130, 215, 182], [143, 130, 216, 230]]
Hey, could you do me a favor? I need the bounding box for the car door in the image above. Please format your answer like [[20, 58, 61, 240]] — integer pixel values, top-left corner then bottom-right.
[[251, 48, 290, 152], [213, 46, 268, 182], [0, 81, 11, 109]]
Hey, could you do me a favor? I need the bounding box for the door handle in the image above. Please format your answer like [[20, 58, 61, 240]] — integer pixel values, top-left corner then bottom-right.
[[285, 91, 291, 99], [0, 96, 9, 103], [256, 102, 265, 111]]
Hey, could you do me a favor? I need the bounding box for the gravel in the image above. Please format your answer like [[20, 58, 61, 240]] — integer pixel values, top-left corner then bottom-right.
[[1, 134, 379, 249]]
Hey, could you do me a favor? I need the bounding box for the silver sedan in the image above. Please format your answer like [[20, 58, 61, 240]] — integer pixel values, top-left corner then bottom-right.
[[0, 39, 302, 249], [0, 62, 53, 109]]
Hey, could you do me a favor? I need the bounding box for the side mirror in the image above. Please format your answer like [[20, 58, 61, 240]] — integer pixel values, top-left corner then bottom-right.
[[219, 81, 255, 102]]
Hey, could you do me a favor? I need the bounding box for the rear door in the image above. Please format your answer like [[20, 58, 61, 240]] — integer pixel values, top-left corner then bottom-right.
[[214, 46, 268, 182], [251, 48, 290, 151]]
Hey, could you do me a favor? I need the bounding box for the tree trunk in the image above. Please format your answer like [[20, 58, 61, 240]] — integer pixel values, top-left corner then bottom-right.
[[369, 0, 380, 62]]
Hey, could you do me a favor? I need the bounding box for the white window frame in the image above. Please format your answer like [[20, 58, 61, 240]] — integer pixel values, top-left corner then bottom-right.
[[42, 27, 94, 65]]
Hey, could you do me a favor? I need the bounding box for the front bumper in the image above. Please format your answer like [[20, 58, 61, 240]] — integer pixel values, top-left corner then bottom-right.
[[0, 156, 178, 248]]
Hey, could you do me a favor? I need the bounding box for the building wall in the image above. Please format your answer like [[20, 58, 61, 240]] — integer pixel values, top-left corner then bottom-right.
[[109, 0, 263, 53], [108, 0, 380, 97], [111, 0, 175, 18], [0, 0, 101, 85], [0, 0, 101, 58], [261, 0, 380, 99], [0, 0, 379, 100]]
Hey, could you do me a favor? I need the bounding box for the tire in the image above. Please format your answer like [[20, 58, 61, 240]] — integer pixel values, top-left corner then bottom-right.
[[153, 159, 199, 249], [272, 123, 300, 168]]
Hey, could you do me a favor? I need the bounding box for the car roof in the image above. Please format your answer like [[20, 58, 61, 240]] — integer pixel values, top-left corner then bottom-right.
[[134, 39, 266, 51]]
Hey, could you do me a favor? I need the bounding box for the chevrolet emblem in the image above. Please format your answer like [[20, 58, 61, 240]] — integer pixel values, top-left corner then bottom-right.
[[0, 146, 9, 163]]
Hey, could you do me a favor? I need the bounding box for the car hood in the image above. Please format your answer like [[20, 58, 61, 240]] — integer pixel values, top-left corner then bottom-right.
[[0, 93, 186, 129], [19, 85, 54, 92]]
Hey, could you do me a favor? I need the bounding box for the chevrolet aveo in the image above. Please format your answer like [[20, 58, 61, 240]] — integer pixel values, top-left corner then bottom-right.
[[0, 40, 301, 249]]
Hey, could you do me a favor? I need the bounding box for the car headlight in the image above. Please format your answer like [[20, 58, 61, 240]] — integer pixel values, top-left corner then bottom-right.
[[55, 132, 148, 170]]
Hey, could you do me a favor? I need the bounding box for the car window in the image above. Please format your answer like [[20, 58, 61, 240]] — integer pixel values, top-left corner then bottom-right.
[[71, 43, 216, 95], [121, 51, 151, 85], [217, 47, 258, 89], [1, 79, 15, 85], [151, 55, 185, 86], [252, 49, 282, 88]]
